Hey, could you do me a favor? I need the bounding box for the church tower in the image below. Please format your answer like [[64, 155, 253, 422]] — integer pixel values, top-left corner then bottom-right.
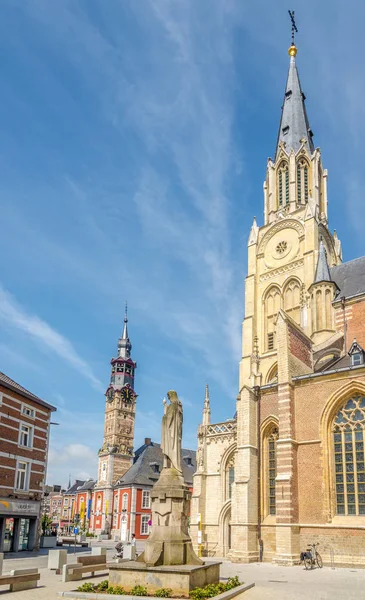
[[94, 306, 137, 533], [240, 42, 342, 390]]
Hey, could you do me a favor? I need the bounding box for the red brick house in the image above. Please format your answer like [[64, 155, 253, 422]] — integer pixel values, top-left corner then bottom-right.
[[0, 371, 56, 552]]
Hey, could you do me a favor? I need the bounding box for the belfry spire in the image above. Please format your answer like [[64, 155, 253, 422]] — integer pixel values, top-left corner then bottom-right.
[[118, 302, 132, 359], [275, 36, 314, 159], [122, 302, 129, 340]]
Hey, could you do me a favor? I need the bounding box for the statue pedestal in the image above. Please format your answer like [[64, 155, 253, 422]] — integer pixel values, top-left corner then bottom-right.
[[139, 467, 202, 567], [108, 561, 221, 598]]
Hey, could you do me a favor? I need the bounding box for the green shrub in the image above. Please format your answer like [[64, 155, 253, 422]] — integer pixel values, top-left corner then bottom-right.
[[76, 582, 96, 592], [131, 585, 148, 596], [96, 580, 109, 592], [225, 577, 241, 590], [155, 588, 173, 598], [108, 585, 126, 595], [190, 577, 242, 600]]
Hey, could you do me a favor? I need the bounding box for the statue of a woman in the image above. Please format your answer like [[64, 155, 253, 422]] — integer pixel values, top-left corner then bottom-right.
[[161, 390, 183, 473]]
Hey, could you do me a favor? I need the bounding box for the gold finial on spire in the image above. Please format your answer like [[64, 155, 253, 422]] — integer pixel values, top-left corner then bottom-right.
[[288, 10, 298, 57]]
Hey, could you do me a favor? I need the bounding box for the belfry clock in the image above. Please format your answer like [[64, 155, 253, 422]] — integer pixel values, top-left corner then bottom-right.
[[121, 387, 134, 403]]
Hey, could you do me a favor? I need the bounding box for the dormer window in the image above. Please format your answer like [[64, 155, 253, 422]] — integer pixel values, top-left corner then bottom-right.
[[183, 455, 192, 466], [348, 339, 365, 367], [282, 125, 289, 135], [149, 462, 160, 474], [352, 353, 363, 366]]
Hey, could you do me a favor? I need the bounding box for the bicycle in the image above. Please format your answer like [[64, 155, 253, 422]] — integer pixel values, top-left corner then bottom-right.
[[300, 542, 323, 570]]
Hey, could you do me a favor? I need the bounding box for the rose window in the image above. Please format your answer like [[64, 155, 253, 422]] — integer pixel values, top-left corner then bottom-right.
[[276, 241, 288, 255]]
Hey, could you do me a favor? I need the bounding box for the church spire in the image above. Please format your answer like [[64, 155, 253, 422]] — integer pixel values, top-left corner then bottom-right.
[[202, 384, 211, 426], [314, 239, 331, 283], [275, 44, 314, 159]]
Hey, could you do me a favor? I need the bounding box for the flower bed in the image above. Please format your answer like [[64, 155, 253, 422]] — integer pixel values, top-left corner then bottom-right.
[[76, 577, 243, 598]]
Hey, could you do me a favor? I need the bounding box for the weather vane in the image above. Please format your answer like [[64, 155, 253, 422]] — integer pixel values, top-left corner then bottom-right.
[[288, 10, 298, 46]]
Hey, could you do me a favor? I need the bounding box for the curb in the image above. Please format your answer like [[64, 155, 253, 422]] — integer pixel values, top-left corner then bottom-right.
[[58, 582, 255, 600]]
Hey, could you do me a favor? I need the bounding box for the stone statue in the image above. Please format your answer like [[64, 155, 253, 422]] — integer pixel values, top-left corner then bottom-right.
[[161, 390, 183, 473], [137, 389, 202, 567]]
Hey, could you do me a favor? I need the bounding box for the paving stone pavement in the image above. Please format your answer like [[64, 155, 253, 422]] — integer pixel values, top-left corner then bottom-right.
[[1, 545, 365, 599]]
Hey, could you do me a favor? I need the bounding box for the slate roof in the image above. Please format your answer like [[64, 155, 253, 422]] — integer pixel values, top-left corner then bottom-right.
[[0, 371, 56, 411], [64, 480, 86, 495], [331, 256, 365, 299], [314, 240, 332, 283], [275, 53, 314, 159], [76, 479, 96, 492], [116, 442, 196, 488]]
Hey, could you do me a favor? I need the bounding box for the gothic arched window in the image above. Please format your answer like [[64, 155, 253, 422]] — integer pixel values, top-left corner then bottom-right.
[[264, 286, 281, 351], [278, 161, 289, 207], [283, 279, 301, 325], [226, 454, 235, 501], [297, 158, 309, 203], [268, 427, 278, 515], [333, 395, 365, 515]]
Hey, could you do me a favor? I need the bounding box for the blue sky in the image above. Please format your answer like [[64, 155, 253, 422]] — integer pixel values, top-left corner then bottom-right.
[[0, 1, 364, 487]]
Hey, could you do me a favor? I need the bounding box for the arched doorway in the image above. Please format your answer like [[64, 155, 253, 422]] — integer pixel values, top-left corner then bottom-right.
[[218, 501, 231, 556]]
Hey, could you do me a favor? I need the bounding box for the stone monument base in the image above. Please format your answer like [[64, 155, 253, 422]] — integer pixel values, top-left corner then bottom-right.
[[108, 561, 221, 598]]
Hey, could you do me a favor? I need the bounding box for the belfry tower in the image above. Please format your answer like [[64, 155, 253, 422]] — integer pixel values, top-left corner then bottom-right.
[[94, 306, 137, 533]]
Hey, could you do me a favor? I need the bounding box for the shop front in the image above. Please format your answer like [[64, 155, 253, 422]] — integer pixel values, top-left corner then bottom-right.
[[0, 498, 40, 552]]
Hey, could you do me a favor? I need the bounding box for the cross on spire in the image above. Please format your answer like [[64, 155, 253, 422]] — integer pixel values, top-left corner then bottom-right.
[[288, 10, 298, 46]]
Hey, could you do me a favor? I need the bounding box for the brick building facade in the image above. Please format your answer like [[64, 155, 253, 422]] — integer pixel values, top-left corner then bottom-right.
[[190, 42, 365, 567], [0, 371, 56, 552]]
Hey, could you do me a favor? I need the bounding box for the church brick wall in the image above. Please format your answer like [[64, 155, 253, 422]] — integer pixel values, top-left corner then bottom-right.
[[334, 298, 365, 350], [260, 390, 278, 425], [288, 325, 312, 367], [300, 527, 365, 568]]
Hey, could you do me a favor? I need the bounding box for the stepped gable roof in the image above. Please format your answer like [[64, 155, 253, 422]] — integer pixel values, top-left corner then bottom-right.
[[76, 479, 96, 492], [64, 480, 86, 495], [331, 256, 365, 299], [116, 442, 196, 487], [0, 371, 56, 411]]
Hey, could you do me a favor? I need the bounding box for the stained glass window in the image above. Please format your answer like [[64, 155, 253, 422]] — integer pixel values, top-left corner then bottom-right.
[[268, 427, 278, 515], [333, 396, 365, 515]]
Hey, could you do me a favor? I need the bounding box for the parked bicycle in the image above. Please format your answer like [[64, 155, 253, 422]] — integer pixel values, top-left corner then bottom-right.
[[300, 542, 323, 569]]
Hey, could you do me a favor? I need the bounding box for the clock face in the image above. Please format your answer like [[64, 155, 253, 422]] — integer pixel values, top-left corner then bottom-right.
[[122, 387, 133, 403]]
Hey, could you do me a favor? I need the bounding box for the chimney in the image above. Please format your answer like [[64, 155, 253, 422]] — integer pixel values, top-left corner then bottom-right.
[[144, 438, 152, 446]]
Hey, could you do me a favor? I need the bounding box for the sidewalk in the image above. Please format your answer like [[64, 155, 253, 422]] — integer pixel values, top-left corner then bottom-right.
[[1, 549, 365, 599]]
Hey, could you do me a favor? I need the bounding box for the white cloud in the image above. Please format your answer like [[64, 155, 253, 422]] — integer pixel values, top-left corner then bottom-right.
[[47, 444, 96, 487], [0, 284, 103, 391]]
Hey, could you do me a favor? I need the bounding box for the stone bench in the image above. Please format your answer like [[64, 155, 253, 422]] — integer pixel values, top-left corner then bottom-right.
[[58, 537, 89, 547], [62, 555, 108, 582], [0, 568, 40, 592]]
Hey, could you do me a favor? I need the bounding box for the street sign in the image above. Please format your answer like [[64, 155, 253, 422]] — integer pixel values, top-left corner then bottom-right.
[[73, 527, 79, 535]]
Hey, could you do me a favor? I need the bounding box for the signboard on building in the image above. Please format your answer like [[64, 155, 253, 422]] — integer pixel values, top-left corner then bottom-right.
[[0, 498, 40, 516]]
